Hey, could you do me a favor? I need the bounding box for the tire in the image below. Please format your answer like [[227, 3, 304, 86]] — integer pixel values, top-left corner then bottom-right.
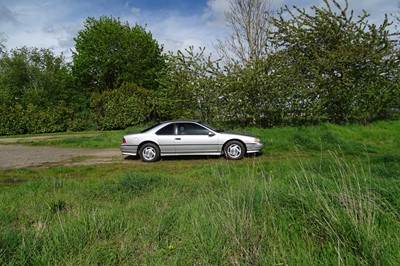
[[224, 141, 245, 160], [139, 143, 160, 162]]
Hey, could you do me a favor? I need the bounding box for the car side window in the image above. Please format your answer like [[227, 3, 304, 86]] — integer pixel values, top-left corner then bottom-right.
[[156, 123, 175, 135], [178, 123, 209, 135]]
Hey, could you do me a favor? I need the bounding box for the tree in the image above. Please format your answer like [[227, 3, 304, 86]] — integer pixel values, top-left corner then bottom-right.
[[214, 0, 273, 65], [0, 33, 5, 56], [395, 1, 400, 35], [156, 46, 222, 124], [0, 47, 74, 134], [72, 16, 164, 94], [0, 46, 72, 106], [268, 0, 399, 123]]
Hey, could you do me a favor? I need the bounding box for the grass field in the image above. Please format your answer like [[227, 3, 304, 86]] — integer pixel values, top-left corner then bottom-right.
[[1, 120, 399, 265]]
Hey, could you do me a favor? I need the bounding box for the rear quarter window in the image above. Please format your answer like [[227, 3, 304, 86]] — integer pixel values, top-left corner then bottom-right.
[[156, 123, 175, 135]]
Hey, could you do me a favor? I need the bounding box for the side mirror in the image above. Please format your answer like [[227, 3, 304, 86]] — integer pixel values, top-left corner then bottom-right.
[[208, 132, 216, 137]]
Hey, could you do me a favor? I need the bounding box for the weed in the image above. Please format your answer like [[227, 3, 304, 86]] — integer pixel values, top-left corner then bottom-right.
[[46, 199, 67, 214], [101, 173, 164, 201]]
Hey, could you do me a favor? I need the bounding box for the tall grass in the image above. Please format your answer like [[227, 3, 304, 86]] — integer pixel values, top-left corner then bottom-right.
[[1, 120, 399, 264], [1, 157, 398, 264], [178, 156, 399, 265]]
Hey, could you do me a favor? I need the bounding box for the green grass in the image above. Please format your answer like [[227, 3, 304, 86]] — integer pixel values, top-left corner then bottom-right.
[[0, 125, 148, 148], [34, 131, 123, 148], [1, 120, 399, 264]]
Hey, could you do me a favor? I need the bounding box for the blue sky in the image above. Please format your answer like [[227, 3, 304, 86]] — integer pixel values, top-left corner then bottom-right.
[[0, 0, 398, 60]]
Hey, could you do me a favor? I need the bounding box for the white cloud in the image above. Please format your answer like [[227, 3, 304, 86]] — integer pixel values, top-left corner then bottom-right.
[[1, 0, 85, 59], [144, 13, 217, 53], [204, 0, 229, 21], [124, 1, 230, 56]]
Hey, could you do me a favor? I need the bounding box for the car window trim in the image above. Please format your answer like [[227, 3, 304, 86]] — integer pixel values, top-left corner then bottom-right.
[[177, 122, 210, 136], [155, 123, 177, 136]]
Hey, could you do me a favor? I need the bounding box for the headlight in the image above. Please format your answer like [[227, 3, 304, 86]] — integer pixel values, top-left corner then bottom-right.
[[254, 138, 260, 143]]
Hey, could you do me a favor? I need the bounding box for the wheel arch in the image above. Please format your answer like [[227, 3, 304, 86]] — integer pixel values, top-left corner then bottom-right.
[[138, 141, 159, 153], [222, 139, 247, 154]]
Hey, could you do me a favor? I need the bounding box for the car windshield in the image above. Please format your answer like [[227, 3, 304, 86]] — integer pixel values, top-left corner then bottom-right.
[[200, 122, 223, 133]]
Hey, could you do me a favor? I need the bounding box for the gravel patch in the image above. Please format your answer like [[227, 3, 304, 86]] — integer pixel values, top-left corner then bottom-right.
[[0, 144, 121, 170]]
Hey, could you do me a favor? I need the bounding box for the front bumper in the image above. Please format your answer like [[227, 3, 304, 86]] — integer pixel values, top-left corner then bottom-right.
[[245, 142, 264, 153]]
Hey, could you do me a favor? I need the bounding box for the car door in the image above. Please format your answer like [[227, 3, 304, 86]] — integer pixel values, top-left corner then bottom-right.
[[155, 123, 176, 155], [174, 122, 219, 154]]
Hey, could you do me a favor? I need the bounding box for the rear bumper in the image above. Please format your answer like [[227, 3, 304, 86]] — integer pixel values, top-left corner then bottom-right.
[[120, 144, 138, 156]]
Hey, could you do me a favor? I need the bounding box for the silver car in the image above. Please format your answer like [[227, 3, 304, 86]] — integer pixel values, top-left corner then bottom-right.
[[120, 120, 264, 162]]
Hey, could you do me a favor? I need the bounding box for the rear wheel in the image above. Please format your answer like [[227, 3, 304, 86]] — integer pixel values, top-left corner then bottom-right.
[[224, 141, 245, 160], [139, 143, 160, 162]]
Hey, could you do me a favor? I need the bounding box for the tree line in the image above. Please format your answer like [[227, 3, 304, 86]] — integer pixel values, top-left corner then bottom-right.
[[0, 0, 399, 135]]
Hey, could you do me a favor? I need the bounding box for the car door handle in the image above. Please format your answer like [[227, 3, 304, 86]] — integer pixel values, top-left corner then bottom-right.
[[175, 138, 181, 140]]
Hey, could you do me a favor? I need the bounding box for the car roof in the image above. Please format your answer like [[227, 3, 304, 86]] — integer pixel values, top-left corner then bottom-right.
[[160, 120, 202, 124]]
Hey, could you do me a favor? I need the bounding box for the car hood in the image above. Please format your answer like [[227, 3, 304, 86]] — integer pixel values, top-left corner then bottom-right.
[[220, 131, 258, 138]]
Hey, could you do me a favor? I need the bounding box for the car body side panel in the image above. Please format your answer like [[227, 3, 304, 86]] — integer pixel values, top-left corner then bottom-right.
[[155, 135, 175, 155], [174, 135, 220, 154]]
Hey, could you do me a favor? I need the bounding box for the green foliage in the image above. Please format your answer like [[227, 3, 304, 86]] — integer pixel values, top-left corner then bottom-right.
[[218, 59, 290, 127], [269, 0, 399, 123], [0, 33, 5, 56], [0, 46, 79, 134], [156, 46, 222, 124], [25, 104, 69, 133], [72, 16, 164, 93], [90, 83, 154, 130], [0, 103, 27, 135], [155, 0, 398, 127], [0, 47, 73, 107], [1, 3, 399, 135], [0, 103, 69, 135]]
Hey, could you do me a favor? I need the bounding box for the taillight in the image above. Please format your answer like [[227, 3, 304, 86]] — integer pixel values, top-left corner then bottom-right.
[[122, 138, 126, 144]]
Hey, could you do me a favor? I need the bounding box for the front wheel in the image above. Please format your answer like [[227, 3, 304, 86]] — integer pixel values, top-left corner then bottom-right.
[[224, 141, 245, 160], [139, 143, 160, 162]]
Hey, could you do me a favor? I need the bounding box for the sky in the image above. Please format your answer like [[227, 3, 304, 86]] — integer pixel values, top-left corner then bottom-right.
[[0, 0, 398, 60]]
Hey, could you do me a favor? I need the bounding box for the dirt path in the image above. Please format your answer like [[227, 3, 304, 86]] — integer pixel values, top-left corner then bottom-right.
[[0, 134, 97, 144], [0, 135, 122, 169]]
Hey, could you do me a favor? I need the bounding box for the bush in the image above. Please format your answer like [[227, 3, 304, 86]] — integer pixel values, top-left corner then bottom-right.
[[90, 83, 154, 130], [25, 103, 69, 133], [0, 103, 69, 135], [0, 103, 26, 135]]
